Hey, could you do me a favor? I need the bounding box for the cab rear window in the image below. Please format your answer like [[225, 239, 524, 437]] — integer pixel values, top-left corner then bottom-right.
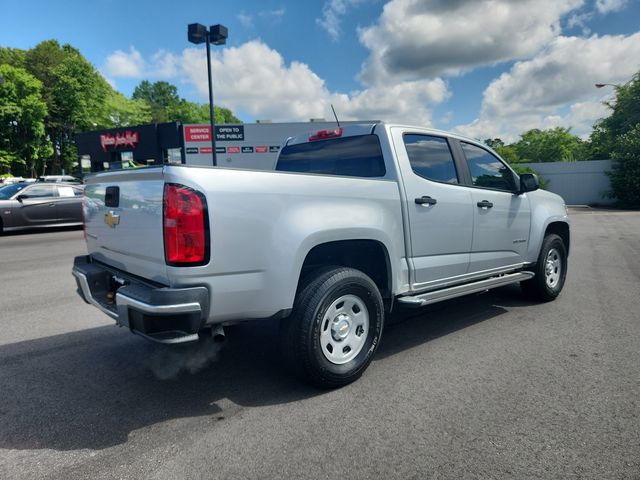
[[276, 134, 386, 178]]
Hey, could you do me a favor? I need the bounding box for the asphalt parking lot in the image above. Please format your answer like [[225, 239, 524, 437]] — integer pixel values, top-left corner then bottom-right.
[[0, 209, 639, 479]]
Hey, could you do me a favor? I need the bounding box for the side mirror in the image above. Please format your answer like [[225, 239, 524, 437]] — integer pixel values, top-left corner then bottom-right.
[[519, 173, 539, 194], [16, 194, 27, 202]]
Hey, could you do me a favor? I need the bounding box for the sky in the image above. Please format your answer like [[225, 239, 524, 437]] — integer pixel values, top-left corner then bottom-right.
[[1, 0, 639, 141]]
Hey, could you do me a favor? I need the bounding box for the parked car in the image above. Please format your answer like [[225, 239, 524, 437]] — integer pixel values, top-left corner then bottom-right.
[[0, 182, 84, 233], [72, 123, 570, 387], [1, 177, 36, 185], [39, 175, 82, 184]]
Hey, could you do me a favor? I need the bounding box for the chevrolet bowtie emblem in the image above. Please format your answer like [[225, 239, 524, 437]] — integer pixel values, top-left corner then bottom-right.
[[104, 210, 120, 228]]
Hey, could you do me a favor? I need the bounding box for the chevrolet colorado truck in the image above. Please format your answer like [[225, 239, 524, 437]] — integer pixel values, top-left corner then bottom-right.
[[72, 123, 570, 387]]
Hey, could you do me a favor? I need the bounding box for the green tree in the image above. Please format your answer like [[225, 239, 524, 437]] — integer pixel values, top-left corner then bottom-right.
[[608, 125, 640, 208], [484, 138, 521, 164], [132, 80, 242, 124], [132, 80, 181, 123], [100, 90, 152, 128], [216, 106, 241, 124], [514, 127, 588, 163], [483, 138, 505, 149], [588, 73, 640, 206], [22, 40, 111, 173], [170, 101, 242, 124], [590, 73, 640, 159], [0, 64, 52, 176], [0, 47, 26, 69]]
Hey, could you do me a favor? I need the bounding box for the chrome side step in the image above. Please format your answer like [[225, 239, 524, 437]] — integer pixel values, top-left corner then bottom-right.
[[397, 271, 535, 307]]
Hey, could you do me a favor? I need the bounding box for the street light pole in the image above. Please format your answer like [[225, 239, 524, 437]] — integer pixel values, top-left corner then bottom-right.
[[205, 34, 217, 166], [188, 23, 228, 167]]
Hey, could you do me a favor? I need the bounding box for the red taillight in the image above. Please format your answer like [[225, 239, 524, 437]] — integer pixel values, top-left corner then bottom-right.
[[163, 184, 209, 266], [309, 127, 342, 142]]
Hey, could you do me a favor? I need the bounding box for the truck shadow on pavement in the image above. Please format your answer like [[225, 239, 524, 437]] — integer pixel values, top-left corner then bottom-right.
[[0, 285, 536, 451]]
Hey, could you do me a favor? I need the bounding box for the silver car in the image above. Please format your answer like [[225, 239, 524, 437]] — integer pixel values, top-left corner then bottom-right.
[[0, 182, 84, 234]]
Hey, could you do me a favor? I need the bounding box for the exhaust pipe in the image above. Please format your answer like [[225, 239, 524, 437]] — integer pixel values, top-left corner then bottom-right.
[[211, 324, 226, 343]]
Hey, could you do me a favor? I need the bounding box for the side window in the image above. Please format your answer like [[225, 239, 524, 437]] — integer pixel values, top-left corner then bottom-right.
[[461, 142, 516, 191], [403, 134, 458, 184], [22, 185, 57, 198], [276, 134, 386, 178]]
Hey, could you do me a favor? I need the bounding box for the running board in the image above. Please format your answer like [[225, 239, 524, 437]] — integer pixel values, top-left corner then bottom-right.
[[397, 271, 535, 307]]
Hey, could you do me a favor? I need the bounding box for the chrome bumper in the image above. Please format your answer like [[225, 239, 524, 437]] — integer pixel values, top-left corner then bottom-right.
[[72, 255, 209, 344]]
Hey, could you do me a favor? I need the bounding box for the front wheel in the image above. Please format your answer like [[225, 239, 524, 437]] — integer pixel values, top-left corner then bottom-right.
[[521, 233, 568, 301], [281, 267, 385, 388]]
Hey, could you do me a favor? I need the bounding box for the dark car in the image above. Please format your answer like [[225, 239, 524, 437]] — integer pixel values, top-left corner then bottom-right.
[[0, 182, 84, 234]]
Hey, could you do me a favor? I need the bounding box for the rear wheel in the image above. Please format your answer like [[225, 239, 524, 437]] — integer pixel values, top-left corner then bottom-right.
[[521, 234, 568, 301], [281, 267, 384, 388]]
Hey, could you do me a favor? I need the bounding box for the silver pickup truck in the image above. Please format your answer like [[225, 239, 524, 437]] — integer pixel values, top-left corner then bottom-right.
[[72, 123, 570, 387]]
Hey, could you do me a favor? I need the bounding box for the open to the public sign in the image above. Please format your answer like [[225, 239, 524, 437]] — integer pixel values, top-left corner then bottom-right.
[[100, 131, 139, 152]]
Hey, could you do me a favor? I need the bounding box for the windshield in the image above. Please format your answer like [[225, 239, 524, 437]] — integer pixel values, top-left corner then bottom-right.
[[0, 183, 29, 200]]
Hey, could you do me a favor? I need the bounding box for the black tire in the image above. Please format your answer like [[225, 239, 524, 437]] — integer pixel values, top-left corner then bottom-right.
[[280, 267, 385, 388], [521, 233, 568, 301]]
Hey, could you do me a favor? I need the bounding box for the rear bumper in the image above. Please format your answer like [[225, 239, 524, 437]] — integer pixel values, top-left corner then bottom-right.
[[72, 255, 209, 344]]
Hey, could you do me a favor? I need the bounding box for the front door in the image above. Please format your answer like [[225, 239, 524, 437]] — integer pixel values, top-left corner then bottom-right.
[[391, 128, 474, 290], [458, 141, 531, 272], [16, 184, 60, 225]]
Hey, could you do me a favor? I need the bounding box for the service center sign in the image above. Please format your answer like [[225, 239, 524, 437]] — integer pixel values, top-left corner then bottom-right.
[[184, 126, 212, 142]]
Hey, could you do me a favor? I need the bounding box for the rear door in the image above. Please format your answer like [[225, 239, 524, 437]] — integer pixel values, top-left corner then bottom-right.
[[56, 185, 83, 223], [84, 168, 169, 283], [457, 141, 531, 272], [391, 128, 474, 289]]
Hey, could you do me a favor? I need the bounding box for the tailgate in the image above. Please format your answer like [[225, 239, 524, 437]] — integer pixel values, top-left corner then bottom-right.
[[84, 167, 169, 284]]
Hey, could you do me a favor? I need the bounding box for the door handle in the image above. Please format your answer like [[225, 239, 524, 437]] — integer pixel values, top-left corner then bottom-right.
[[477, 200, 493, 209], [415, 196, 437, 206], [49, 203, 56, 207]]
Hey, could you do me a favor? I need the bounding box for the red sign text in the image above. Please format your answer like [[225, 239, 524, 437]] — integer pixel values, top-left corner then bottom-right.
[[100, 131, 139, 152]]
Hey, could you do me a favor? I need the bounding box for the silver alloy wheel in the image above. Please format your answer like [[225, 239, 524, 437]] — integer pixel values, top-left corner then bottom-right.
[[320, 294, 370, 365], [545, 247, 562, 288]]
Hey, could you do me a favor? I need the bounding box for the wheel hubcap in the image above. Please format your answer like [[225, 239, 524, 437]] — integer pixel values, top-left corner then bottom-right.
[[320, 294, 369, 365], [545, 248, 562, 288], [331, 314, 351, 341]]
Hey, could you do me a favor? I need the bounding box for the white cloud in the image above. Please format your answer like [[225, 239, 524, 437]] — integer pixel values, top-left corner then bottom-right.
[[595, 0, 628, 14], [102, 47, 178, 80], [237, 12, 254, 29], [181, 41, 448, 124], [567, 12, 593, 34], [259, 8, 286, 20], [455, 33, 640, 141], [104, 40, 448, 125], [103, 47, 144, 78], [150, 50, 179, 77], [238, 9, 285, 29], [358, 0, 584, 84], [317, 0, 365, 41]]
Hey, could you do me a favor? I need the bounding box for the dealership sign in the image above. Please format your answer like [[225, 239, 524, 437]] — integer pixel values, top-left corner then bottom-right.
[[184, 126, 212, 142], [100, 131, 139, 151], [184, 125, 245, 142]]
